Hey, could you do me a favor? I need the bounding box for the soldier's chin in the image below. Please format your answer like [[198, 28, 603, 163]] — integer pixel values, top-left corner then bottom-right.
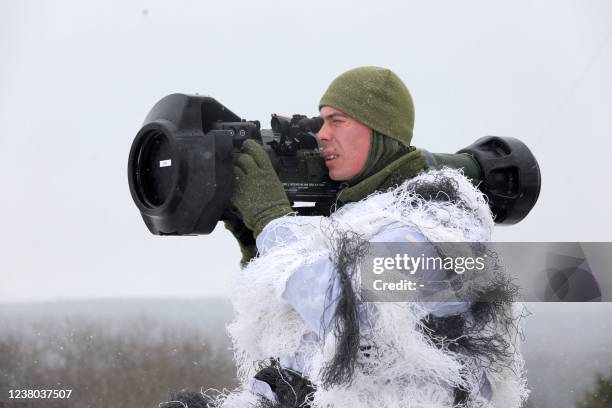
[[328, 171, 343, 181], [327, 161, 360, 181], [329, 171, 353, 182]]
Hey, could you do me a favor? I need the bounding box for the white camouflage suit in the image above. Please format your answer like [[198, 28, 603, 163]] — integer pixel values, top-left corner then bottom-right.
[[218, 168, 529, 408]]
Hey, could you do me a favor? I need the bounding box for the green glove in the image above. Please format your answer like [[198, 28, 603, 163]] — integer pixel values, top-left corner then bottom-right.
[[231, 140, 293, 238], [223, 218, 257, 266]]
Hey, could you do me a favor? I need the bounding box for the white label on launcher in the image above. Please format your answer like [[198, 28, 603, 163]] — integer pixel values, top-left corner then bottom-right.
[[159, 159, 172, 168]]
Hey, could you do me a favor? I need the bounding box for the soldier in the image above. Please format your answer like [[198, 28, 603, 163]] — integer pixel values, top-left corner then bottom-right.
[[217, 66, 529, 408]]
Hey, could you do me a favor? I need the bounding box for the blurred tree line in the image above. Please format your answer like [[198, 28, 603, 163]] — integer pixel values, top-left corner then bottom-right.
[[0, 316, 236, 407], [1, 313, 611, 407], [577, 371, 612, 408]]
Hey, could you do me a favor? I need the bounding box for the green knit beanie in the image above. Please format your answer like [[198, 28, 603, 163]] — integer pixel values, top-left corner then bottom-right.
[[319, 66, 415, 146]]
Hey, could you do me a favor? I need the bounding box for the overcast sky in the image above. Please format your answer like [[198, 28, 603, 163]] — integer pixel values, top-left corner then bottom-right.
[[1, 0, 611, 303]]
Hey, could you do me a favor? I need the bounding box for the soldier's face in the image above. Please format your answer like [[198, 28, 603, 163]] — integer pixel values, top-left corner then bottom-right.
[[316, 106, 371, 181]]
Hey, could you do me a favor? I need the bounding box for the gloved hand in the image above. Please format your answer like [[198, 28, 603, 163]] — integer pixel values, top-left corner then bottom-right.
[[231, 139, 292, 238], [223, 218, 257, 266]]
